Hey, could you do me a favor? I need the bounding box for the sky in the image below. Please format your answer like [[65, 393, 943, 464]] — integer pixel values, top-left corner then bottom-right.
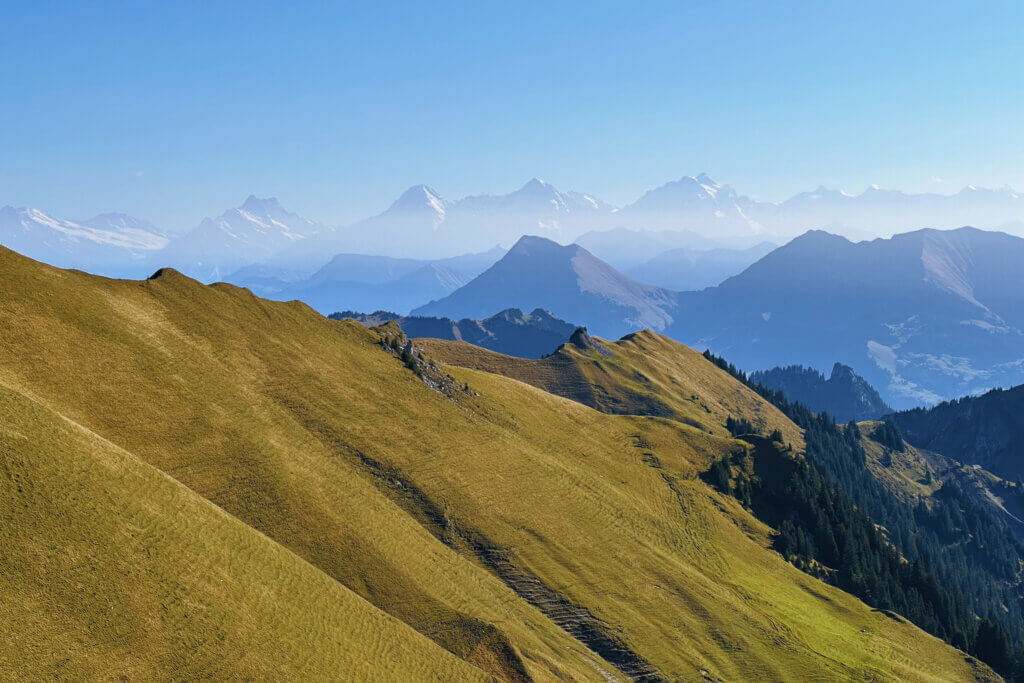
[[2, 0, 1023, 232]]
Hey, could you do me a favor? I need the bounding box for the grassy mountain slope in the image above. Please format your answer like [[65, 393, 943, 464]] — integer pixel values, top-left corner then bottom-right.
[[0, 247, 993, 681], [0, 380, 484, 681], [418, 329, 802, 447], [858, 421, 1024, 541]]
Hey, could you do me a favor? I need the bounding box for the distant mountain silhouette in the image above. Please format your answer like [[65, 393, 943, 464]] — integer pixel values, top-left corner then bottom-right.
[[625, 242, 776, 291], [750, 363, 892, 422], [411, 235, 677, 339], [574, 227, 723, 270], [668, 227, 1024, 409], [335, 307, 576, 358], [228, 247, 503, 315]]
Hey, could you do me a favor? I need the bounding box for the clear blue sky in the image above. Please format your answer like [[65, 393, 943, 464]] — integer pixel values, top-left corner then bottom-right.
[[3, 1, 1023, 231]]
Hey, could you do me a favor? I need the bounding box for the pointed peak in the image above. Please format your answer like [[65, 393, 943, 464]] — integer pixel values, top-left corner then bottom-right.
[[695, 172, 717, 186], [829, 362, 856, 379], [388, 184, 446, 214], [507, 234, 563, 255], [515, 177, 557, 195], [568, 327, 613, 356]]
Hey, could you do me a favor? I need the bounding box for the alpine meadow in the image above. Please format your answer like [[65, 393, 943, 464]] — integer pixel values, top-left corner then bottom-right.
[[5, 2, 1024, 681]]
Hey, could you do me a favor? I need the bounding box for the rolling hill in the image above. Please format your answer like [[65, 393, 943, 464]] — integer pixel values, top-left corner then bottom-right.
[[0, 244, 995, 681]]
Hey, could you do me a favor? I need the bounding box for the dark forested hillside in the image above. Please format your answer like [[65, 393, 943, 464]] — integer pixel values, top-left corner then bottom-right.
[[890, 384, 1024, 481], [750, 362, 891, 422], [707, 350, 1024, 678]]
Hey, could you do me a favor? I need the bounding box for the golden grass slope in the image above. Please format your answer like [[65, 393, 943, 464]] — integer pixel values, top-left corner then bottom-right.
[[417, 330, 802, 447], [0, 248, 995, 681], [0, 380, 484, 681]]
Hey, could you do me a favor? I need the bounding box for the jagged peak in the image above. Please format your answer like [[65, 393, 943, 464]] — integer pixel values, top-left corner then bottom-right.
[[568, 327, 613, 356], [240, 195, 283, 213]]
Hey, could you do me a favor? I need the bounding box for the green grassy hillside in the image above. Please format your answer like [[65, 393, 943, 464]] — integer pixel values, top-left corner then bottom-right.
[[0, 247, 996, 681], [0, 380, 484, 681], [418, 330, 803, 446]]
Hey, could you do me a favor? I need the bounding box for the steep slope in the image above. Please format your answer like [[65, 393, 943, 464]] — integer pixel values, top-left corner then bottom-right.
[[750, 363, 892, 422], [669, 227, 1024, 408], [413, 235, 678, 338], [0, 245, 992, 681], [890, 384, 1024, 481], [0, 205, 167, 276], [0, 380, 485, 681], [337, 308, 576, 359]]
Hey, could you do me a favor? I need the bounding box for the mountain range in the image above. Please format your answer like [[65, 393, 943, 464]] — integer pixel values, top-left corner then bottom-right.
[[158, 195, 323, 281], [3, 243, 1006, 679], [416, 227, 1024, 410], [668, 227, 1024, 409], [8, 176, 1024, 282], [623, 241, 776, 291], [229, 247, 505, 315], [0, 205, 167, 276]]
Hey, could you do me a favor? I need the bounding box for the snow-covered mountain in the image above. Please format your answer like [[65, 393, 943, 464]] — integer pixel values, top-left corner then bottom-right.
[[0, 205, 167, 276], [614, 176, 1024, 240], [9, 176, 1024, 281], [770, 184, 1024, 236], [618, 174, 769, 236], [282, 179, 613, 264], [442, 178, 613, 251], [158, 196, 322, 281]]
